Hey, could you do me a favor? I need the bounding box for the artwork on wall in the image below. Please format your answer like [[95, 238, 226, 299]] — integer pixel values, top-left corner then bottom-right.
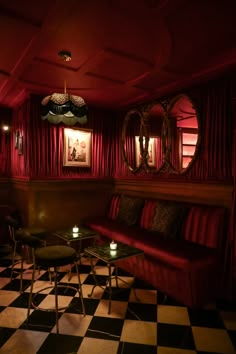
[[63, 127, 92, 167], [14, 130, 19, 148], [135, 136, 157, 167], [18, 135, 23, 155]]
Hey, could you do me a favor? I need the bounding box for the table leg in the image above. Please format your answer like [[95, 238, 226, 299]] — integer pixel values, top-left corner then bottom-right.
[[107, 263, 112, 314], [66, 241, 72, 281], [115, 265, 119, 287], [87, 255, 98, 298]]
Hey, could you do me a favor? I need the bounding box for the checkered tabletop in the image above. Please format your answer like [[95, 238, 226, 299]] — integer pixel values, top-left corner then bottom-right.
[[0, 255, 235, 354]]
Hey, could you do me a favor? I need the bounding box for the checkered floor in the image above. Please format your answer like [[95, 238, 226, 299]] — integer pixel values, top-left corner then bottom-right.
[[0, 255, 235, 354]]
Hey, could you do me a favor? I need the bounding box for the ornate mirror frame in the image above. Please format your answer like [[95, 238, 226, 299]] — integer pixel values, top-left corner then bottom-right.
[[121, 109, 145, 173], [121, 93, 201, 175]]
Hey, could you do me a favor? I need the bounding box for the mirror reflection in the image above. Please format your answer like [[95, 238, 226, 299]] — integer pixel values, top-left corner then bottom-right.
[[167, 94, 199, 172], [143, 102, 166, 171], [121, 109, 143, 173]]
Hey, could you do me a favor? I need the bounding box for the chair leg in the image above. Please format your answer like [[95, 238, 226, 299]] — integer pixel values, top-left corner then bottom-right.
[[20, 256, 24, 293], [27, 263, 36, 323], [74, 261, 86, 316], [54, 267, 59, 334], [10, 242, 17, 282]]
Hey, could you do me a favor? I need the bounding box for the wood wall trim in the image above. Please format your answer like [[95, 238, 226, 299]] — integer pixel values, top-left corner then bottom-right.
[[114, 179, 233, 208], [9, 177, 233, 209], [10, 177, 114, 192], [9, 178, 115, 229]]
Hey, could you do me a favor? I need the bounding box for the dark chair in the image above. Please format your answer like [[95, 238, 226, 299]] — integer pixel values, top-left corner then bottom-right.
[[5, 215, 46, 293], [27, 245, 86, 334]]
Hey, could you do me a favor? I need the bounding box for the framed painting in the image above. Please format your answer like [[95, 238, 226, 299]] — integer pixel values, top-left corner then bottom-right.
[[15, 130, 19, 149], [135, 136, 157, 167], [18, 135, 23, 155], [63, 128, 92, 167]]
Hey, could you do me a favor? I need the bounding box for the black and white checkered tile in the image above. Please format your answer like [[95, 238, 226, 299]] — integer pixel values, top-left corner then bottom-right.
[[0, 255, 235, 354]]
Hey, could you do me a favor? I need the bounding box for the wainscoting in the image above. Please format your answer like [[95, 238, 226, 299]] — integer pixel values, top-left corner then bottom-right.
[[9, 178, 114, 230], [114, 179, 233, 209], [3, 177, 233, 231]]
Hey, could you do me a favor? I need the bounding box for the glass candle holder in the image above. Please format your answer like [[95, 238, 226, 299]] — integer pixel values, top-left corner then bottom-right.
[[110, 240, 117, 250], [72, 225, 79, 233]]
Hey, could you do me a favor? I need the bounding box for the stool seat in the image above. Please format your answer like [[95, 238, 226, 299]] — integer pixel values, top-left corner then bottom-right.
[[15, 230, 42, 248], [16, 227, 47, 238], [35, 245, 77, 267], [23, 226, 47, 236]]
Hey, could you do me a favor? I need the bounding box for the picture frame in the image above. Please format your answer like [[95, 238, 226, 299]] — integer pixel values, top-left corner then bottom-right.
[[18, 135, 23, 155], [15, 130, 19, 149], [135, 136, 157, 167], [63, 128, 92, 167]]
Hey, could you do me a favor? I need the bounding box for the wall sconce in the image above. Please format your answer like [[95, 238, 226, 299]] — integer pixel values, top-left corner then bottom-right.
[[2, 125, 9, 131]]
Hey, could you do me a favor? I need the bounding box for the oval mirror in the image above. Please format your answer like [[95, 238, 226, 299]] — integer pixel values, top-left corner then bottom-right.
[[121, 109, 143, 173], [167, 94, 200, 173], [143, 102, 167, 172]]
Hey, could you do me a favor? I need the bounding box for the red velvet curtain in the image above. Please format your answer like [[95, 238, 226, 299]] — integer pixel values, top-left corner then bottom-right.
[[0, 130, 10, 177], [7, 76, 235, 182], [187, 77, 233, 181], [229, 78, 236, 300], [10, 101, 30, 178], [0, 107, 12, 177], [189, 75, 235, 300]]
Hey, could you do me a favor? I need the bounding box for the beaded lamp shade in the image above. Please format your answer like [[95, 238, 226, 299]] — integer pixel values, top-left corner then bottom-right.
[[41, 93, 88, 125], [41, 51, 88, 126]]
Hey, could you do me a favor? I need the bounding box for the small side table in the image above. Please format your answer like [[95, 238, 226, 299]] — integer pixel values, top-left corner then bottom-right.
[[84, 242, 144, 314]]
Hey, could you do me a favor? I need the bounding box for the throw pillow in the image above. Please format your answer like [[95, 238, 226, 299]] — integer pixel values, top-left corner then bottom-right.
[[150, 200, 187, 238], [116, 194, 144, 226]]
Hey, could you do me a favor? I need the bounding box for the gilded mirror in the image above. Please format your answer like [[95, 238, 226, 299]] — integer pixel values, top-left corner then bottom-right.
[[122, 93, 200, 174]]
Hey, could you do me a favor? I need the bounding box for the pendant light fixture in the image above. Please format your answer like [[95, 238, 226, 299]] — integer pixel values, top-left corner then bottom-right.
[[41, 51, 88, 126]]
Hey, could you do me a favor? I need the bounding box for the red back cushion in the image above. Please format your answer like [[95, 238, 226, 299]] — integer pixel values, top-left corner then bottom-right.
[[107, 194, 120, 220], [183, 205, 226, 249], [140, 199, 157, 229]]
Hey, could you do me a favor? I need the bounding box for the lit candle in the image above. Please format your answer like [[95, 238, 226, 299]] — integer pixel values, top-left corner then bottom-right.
[[73, 232, 79, 238], [72, 225, 79, 233], [110, 240, 117, 250]]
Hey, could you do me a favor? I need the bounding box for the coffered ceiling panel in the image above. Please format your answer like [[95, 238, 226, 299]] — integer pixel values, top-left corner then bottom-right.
[[83, 48, 154, 83], [0, 14, 39, 74]]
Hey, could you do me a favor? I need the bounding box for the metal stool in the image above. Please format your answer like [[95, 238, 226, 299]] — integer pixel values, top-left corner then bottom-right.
[[27, 245, 86, 334]]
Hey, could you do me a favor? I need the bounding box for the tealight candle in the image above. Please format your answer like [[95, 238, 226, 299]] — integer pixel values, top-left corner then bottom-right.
[[110, 240, 117, 250], [72, 225, 79, 233]]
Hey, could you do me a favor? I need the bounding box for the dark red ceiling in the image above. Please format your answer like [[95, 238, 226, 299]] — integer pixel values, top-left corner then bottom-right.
[[0, 0, 236, 110]]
